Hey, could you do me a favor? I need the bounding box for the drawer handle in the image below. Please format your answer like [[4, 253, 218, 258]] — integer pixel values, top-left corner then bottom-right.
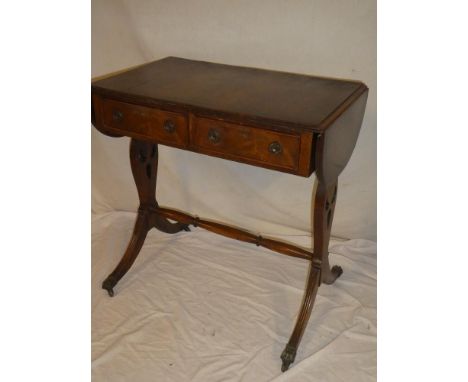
[[163, 119, 176, 133], [112, 110, 123, 123], [269, 141, 282, 155], [208, 128, 221, 143]]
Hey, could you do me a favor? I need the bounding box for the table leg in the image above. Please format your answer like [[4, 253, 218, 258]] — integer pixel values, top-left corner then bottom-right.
[[101, 139, 189, 297], [281, 181, 342, 371], [315, 182, 343, 285]]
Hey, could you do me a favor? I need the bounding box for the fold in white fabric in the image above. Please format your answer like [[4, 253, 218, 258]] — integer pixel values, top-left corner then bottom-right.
[[92, 212, 376, 381]]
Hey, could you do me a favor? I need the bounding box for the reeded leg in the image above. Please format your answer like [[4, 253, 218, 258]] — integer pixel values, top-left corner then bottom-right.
[[102, 209, 150, 296], [281, 181, 341, 371], [102, 139, 189, 296], [281, 265, 320, 371]]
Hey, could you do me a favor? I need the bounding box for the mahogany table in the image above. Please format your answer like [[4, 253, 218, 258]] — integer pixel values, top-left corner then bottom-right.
[[91, 57, 368, 372]]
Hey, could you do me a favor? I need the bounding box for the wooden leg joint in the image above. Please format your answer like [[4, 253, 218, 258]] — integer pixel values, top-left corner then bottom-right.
[[312, 259, 323, 286], [101, 139, 343, 373]]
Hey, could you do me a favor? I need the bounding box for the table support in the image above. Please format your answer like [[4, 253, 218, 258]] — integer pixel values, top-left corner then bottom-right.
[[102, 139, 343, 372], [102, 139, 189, 297], [153, 206, 314, 261], [280, 181, 342, 371], [92, 57, 368, 375]]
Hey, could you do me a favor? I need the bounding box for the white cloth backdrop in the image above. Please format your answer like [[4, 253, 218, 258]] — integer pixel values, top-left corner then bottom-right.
[[92, 212, 376, 381], [92, 1, 376, 381]]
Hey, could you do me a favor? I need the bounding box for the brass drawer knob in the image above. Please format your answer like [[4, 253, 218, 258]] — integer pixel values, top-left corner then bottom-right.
[[112, 110, 123, 122], [269, 141, 282, 155], [208, 128, 221, 143], [163, 119, 176, 133]]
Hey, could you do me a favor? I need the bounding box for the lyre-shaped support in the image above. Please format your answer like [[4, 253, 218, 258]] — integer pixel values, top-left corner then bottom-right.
[[102, 139, 189, 297], [280, 181, 342, 371]]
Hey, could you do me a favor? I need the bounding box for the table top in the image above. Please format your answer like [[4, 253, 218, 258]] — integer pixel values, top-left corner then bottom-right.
[[92, 57, 367, 132]]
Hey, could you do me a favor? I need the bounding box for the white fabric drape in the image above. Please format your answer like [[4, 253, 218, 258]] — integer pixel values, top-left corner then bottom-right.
[[92, 212, 376, 381]]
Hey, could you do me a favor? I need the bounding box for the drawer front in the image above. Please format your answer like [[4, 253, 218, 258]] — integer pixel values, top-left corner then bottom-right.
[[191, 117, 301, 171], [100, 98, 188, 147]]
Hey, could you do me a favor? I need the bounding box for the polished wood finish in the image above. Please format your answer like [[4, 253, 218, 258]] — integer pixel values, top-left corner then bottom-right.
[[92, 57, 368, 372], [94, 90, 316, 175], [155, 206, 313, 261], [95, 96, 189, 149], [191, 116, 302, 172], [92, 57, 366, 132], [92, 57, 367, 178], [280, 180, 341, 371], [317, 92, 369, 186], [280, 266, 320, 371], [101, 139, 189, 297]]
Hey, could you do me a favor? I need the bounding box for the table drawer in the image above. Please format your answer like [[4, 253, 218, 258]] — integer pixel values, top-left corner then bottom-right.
[[191, 117, 301, 171], [100, 98, 188, 147]]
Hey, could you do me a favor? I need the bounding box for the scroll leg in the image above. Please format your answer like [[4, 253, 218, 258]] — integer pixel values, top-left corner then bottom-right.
[[102, 140, 192, 296], [102, 210, 150, 296], [321, 254, 343, 285], [281, 181, 341, 371], [281, 265, 320, 371], [101, 139, 155, 296], [130, 139, 190, 234]]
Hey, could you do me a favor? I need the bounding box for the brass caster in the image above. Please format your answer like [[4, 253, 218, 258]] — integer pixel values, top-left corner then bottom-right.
[[102, 276, 117, 297], [331, 265, 343, 279], [280, 344, 297, 372]]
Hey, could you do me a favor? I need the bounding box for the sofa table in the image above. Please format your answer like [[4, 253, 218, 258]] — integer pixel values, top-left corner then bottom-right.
[[91, 57, 368, 372]]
